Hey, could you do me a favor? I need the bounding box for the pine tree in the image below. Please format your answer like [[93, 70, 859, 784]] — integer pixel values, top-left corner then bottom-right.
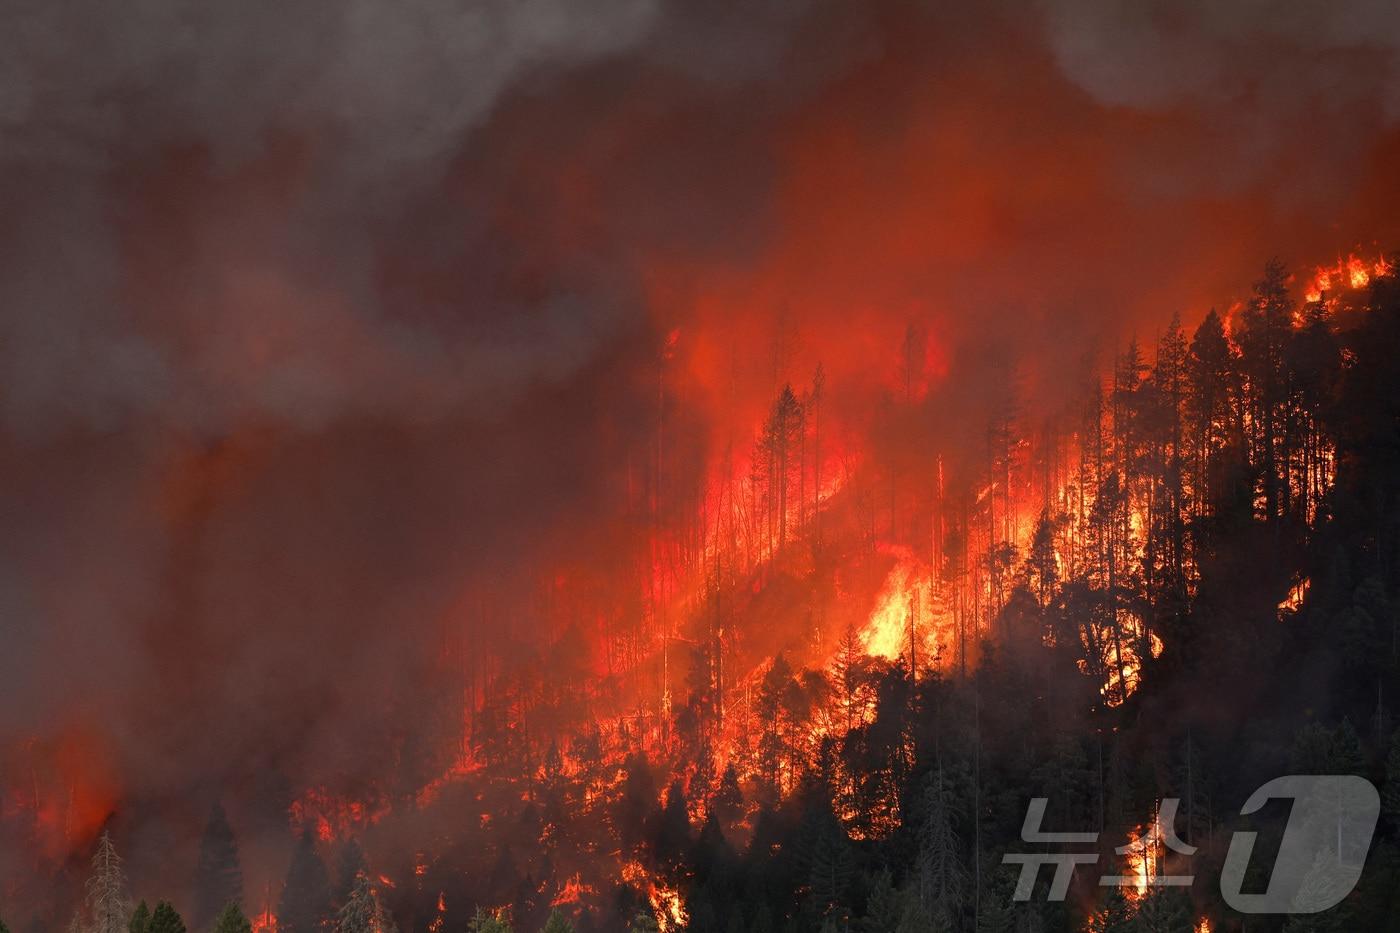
[[975, 875, 1015, 933], [194, 803, 244, 930], [711, 764, 744, 831], [626, 911, 659, 933], [212, 904, 252, 933], [801, 806, 854, 920], [467, 908, 513, 933], [278, 830, 332, 933], [1134, 887, 1192, 933], [538, 911, 573, 933], [1382, 730, 1400, 831], [147, 903, 186, 933], [333, 839, 367, 911], [1187, 307, 1238, 515], [85, 831, 131, 933], [862, 870, 903, 933], [129, 901, 151, 933], [1086, 888, 1133, 933], [336, 873, 397, 933], [917, 767, 967, 927], [650, 779, 691, 870]]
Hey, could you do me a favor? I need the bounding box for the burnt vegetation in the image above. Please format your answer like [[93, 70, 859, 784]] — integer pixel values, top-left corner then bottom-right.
[[15, 257, 1400, 933]]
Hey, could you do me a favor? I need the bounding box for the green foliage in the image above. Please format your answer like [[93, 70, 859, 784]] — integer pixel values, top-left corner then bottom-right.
[[147, 902, 186, 933], [467, 908, 513, 933], [626, 911, 659, 933], [335, 873, 397, 933], [538, 910, 573, 933], [129, 902, 151, 933], [212, 904, 252, 933], [973, 877, 1015, 933]]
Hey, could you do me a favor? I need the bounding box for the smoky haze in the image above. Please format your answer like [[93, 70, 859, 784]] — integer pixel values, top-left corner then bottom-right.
[[1, 0, 1399, 909]]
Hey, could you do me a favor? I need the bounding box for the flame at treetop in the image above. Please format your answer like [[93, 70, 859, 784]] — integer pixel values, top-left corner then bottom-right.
[[1304, 253, 1393, 303]]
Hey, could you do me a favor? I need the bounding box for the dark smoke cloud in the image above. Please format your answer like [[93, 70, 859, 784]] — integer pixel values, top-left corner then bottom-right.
[[3, 0, 1400, 907]]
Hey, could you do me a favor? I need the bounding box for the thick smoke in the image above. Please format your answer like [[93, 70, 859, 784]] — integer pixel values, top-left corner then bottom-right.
[[2, 0, 1400, 911]]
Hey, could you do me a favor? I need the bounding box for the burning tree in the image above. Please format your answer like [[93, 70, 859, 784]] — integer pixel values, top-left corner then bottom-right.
[[336, 874, 398, 933]]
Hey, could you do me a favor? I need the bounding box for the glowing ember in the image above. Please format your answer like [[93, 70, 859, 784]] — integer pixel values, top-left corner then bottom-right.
[[551, 873, 595, 906], [1278, 577, 1310, 615], [621, 861, 688, 932]]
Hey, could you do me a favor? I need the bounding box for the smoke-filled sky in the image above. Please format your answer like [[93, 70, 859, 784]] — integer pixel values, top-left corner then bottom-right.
[[3, 0, 1400, 878]]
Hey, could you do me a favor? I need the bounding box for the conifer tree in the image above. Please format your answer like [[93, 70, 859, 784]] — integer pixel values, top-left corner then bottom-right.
[[129, 901, 150, 933], [538, 911, 573, 933], [1134, 887, 1192, 933], [626, 910, 659, 933], [917, 767, 966, 927], [85, 831, 131, 933], [800, 806, 854, 920], [147, 903, 186, 933], [336, 873, 397, 933], [194, 803, 244, 931], [278, 830, 332, 933], [1086, 888, 1133, 933], [467, 908, 513, 933], [211, 905, 252, 933], [861, 870, 902, 933], [333, 839, 367, 911]]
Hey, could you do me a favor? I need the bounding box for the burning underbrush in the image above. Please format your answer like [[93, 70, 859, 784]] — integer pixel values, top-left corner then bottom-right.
[[3, 251, 1394, 933]]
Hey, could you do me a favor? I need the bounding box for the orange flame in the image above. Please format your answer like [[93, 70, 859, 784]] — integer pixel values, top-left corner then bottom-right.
[[1304, 253, 1392, 302]]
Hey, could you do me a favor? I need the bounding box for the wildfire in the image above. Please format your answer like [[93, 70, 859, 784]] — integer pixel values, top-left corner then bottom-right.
[[1120, 821, 1156, 900], [858, 547, 952, 668], [861, 551, 930, 662], [1278, 577, 1310, 615], [1303, 253, 1393, 302], [621, 861, 688, 932], [427, 892, 447, 933], [551, 873, 595, 907], [289, 787, 389, 842]]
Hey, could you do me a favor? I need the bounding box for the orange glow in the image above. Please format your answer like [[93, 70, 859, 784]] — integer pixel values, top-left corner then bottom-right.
[[1303, 253, 1392, 302], [621, 861, 688, 932], [551, 874, 595, 906], [289, 787, 390, 843], [1278, 577, 1310, 615]]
